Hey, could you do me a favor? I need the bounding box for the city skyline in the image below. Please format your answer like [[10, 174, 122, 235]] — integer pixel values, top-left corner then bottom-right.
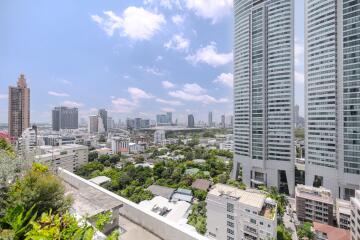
[[0, 0, 305, 123]]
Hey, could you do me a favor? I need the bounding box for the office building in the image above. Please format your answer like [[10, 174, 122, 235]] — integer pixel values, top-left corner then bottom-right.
[[52, 106, 78, 131], [35, 144, 88, 172], [187, 114, 194, 128], [295, 185, 334, 225], [88, 115, 99, 134], [156, 113, 172, 126], [221, 115, 225, 128], [305, 0, 360, 199], [350, 190, 360, 239], [208, 112, 213, 127], [8, 74, 30, 138], [107, 117, 114, 130], [233, 0, 295, 195], [206, 184, 277, 240], [98, 109, 108, 132]]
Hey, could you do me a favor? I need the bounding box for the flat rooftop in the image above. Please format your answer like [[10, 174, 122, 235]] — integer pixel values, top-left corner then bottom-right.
[[209, 184, 266, 211]]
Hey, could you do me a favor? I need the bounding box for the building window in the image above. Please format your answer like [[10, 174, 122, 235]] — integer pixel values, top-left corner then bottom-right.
[[227, 221, 234, 228], [227, 228, 234, 235], [250, 219, 256, 224], [227, 214, 234, 220], [227, 203, 234, 213]]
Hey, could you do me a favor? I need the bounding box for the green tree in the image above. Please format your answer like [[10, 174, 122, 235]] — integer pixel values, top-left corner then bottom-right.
[[6, 163, 72, 216], [297, 222, 314, 240], [75, 162, 104, 178], [0, 138, 14, 156], [277, 224, 292, 240], [88, 151, 98, 162]]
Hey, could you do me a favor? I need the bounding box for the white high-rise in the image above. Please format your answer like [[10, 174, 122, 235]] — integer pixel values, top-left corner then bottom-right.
[[305, 0, 360, 199], [233, 0, 295, 195]]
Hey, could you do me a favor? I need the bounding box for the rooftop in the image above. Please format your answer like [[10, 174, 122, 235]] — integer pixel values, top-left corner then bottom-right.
[[89, 176, 111, 185], [313, 222, 350, 240], [209, 184, 267, 211], [191, 179, 211, 191], [295, 185, 333, 204], [147, 185, 175, 200]]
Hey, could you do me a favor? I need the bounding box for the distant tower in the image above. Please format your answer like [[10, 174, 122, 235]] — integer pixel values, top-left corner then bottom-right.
[[187, 114, 195, 128], [98, 109, 108, 132], [221, 114, 226, 128], [88, 115, 99, 134], [208, 112, 213, 127], [52, 106, 78, 131], [8, 74, 30, 138]]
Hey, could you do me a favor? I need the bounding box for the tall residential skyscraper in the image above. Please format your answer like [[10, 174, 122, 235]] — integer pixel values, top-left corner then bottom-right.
[[294, 104, 300, 128], [221, 114, 226, 128], [52, 106, 78, 131], [88, 115, 99, 134], [188, 114, 194, 128], [166, 112, 172, 125], [233, 0, 294, 195], [208, 111, 213, 127], [98, 109, 108, 132], [8, 74, 30, 138], [305, 0, 360, 199]]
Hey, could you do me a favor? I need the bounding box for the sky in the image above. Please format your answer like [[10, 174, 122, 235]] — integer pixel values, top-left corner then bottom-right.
[[0, 0, 305, 124]]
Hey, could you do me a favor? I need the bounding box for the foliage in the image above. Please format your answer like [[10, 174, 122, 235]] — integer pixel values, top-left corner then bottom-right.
[[277, 224, 292, 240], [266, 187, 287, 217], [75, 161, 104, 178], [0, 138, 14, 156], [6, 164, 72, 216], [297, 222, 314, 240], [25, 211, 95, 240], [295, 128, 305, 139], [226, 179, 246, 190], [193, 189, 207, 201], [88, 151, 98, 162], [95, 211, 112, 231], [0, 205, 37, 240], [134, 155, 145, 163], [187, 202, 207, 234], [119, 186, 153, 203]]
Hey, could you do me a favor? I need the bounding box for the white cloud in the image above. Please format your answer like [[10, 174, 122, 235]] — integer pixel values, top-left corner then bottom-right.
[[295, 71, 304, 83], [156, 55, 163, 61], [169, 83, 228, 104], [137, 65, 164, 76], [128, 87, 154, 101], [111, 98, 136, 113], [0, 94, 7, 100], [144, 0, 181, 9], [161, 107, 175, 112], [186, 42, 232, 67], [164, 34, 190, 52], [156, 98, 182, 106], [172, 15, 185, 25], [184, 0, 233, 23], [162, 80, 175, 89], [61, 79, 72, 85], [48, 91, 69, 97], [91, 7, 165, 40], [183, 83, 205, 94], [295, 39, 304, 66], [214, 73, 233, 87], [61, 101, 84, 108]]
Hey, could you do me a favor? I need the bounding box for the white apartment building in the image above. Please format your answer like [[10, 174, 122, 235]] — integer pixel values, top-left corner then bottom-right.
[[233, 0, 295, 195], [154, 130, 166, 145], [18, 126, 37, 158], [35, 144, 88, 172], [305, 0, 360, 199], [336, 198, 351, 230], [111, 136, 129, 154], [206, 184, 277, 240], [350, 190, 360, 239]]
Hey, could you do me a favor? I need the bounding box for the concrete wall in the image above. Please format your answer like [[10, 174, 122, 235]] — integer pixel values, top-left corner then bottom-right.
[[58, 168, 208, 240]]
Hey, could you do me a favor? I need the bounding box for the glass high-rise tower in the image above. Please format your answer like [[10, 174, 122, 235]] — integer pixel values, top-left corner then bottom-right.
[[233, 0, 295, 195], [305, 0, 360, 199]]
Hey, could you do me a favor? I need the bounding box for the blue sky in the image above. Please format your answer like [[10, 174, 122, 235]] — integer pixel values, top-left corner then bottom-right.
[[0, 0, 304, 124]]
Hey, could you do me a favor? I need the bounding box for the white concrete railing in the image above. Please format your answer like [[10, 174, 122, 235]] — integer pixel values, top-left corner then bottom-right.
[[58, 168, 209, 240]]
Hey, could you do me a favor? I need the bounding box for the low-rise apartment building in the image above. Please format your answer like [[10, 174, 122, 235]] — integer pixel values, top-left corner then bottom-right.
[[206, 184, 277, 240], [35, 144, 88, 172], [350, 190, 360, 240], [295, 185, 334, 225], [336, 199, 351, 230]]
